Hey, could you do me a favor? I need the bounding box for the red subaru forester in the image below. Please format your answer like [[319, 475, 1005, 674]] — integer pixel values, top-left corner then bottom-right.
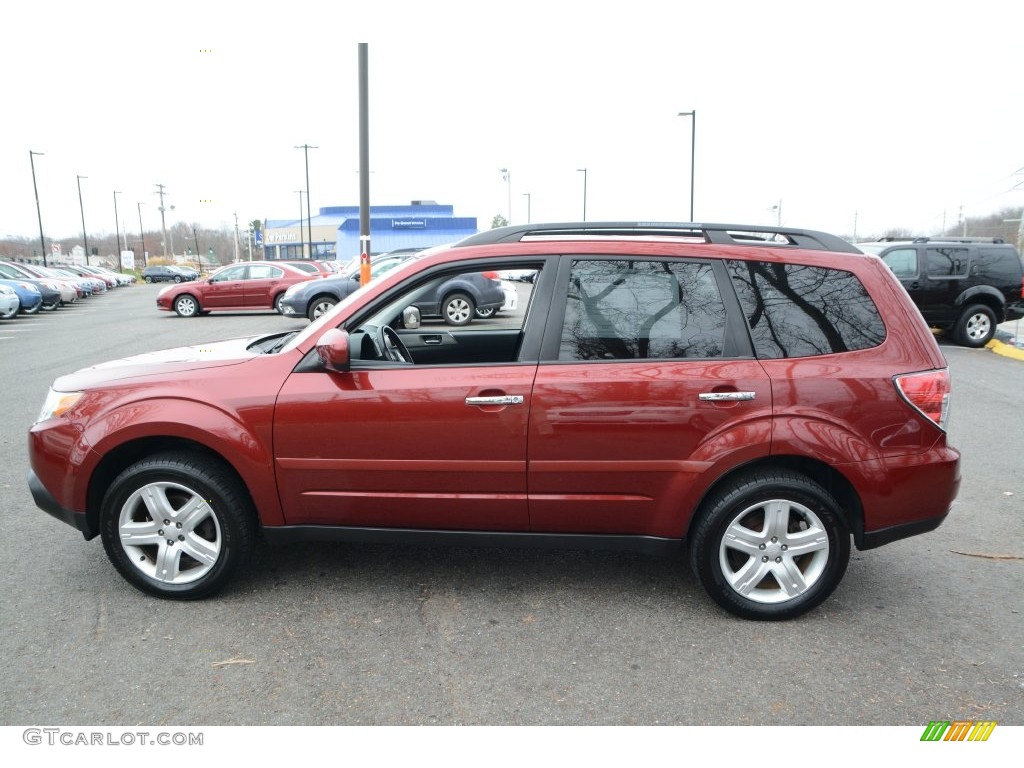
[[28, 223, 960, 619]]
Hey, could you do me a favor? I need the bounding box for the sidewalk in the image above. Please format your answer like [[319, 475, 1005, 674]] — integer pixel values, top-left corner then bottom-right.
[[990, 318, 1024, 360]]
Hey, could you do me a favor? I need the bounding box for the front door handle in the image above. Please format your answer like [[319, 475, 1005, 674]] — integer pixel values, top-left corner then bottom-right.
[[698, 391, 756, 401], [465, 395, 525, 406]]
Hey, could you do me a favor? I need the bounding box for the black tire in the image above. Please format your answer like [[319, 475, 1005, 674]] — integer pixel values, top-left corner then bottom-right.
[[99, 451, 256, 599], [274, 292, 287, 315], [307, 295, 337, 321], [145, 276, 153, 284], [475, 306, 498, 319], [441, 292, 475, 326], [689, 470, 850, 620], [174, 294, 200, 317], [953, 304, 996, 348]]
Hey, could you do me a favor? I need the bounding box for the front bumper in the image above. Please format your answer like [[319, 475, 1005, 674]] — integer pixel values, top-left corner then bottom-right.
[[27, 469, 96, 540]]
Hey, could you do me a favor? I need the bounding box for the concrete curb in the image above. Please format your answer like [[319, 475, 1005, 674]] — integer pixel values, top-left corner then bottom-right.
[[987, 338, 1024, 361]]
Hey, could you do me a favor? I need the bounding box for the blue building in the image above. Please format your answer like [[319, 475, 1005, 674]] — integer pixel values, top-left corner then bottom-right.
[[263, 201, 478, 262]]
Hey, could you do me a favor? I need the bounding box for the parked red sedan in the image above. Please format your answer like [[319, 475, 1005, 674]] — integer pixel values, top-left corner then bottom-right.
[[156, 261, 318, 316]]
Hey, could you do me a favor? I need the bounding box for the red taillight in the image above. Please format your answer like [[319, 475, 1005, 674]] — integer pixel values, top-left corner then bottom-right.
[[481, 271, 499, 280], [895, 370, 950, 429]]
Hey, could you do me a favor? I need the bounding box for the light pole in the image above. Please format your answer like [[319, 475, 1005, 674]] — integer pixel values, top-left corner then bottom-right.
[[295, 144, 317, 257], [192, 227, 201, 264], [29, 150, 47, 266], [295, 190, 305, 260], [770, 200, 782, 226], [522, 192, 531, 224], [77, 175, 89, 265], [500, 168, 511, 224], [113, 191, 124, 260], [678, 110, 696, 221], [577, 168, 588, 221], [137, 202, 147, 268]]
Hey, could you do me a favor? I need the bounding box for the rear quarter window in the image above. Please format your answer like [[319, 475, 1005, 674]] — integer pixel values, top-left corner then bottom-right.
[[727, 260, 886, 359]]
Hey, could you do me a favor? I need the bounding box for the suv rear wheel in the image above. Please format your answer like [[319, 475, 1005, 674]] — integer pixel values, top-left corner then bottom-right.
[[690, 470, 850, 620], [99, 452, 256, 599], [953, 304, 996, 347], [442, 292, 475, 326]]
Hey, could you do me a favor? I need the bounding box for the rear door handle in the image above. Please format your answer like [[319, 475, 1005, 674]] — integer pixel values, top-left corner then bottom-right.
[[699, 391, 756, 401]]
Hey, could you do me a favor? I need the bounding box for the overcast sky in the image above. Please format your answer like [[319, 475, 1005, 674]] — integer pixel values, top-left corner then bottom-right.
[[3, 0, 1023, 248]]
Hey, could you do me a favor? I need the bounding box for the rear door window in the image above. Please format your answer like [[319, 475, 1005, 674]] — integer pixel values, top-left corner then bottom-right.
[[558, 259, 727, 360]]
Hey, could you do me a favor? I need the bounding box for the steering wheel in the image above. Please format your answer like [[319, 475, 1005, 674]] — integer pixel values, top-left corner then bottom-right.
[[378, 325, 413, 364]]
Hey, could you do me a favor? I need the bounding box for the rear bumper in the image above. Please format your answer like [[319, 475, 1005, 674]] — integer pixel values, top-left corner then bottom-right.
[[1005, 301, 1024, 322]]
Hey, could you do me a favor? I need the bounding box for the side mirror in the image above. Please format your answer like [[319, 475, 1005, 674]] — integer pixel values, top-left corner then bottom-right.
[[316, 328, 351, 372], [402, 306, 421, 329]]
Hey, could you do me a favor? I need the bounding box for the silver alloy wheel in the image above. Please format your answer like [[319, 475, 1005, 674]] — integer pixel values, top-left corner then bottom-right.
[[310, 297, 336, 320], [475, 306, 497, 318], [963, 311, 992, 343], [443, 295, 473, 325], [174, 295, 198, 317], [718, 498, 830, 604], [117, 481, 222, 585]]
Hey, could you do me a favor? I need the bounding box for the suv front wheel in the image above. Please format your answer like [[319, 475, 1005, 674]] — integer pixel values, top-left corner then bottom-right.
[[690, 470, 850, 620], [99, 452, 256, 599], [953, 304, 996, 347]]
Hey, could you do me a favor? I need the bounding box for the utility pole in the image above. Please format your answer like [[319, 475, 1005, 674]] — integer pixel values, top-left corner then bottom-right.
[[233, 212, 240, 263], [29, 150, 47, 266], [295, 144, 317, 258], [113, 191, 123, 259], [155, 183, 169, 257], [137, 202, 147, 267], [77, 175, 90, 265]]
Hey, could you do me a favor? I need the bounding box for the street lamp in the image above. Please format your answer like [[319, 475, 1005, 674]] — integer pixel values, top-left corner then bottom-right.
[[678, 110, 696, 221], [770, 200, 782, 226], [577, 168, 588, 221], [295, 144, 317, 258], [113, 191, 124, 259], [137, 202, 147, 268], [295, 190, 305, 260], [29, 150, 47, 266], [77, 175, 89, 265], [522, 192, 532, 224], [500, 168, 511, 224]]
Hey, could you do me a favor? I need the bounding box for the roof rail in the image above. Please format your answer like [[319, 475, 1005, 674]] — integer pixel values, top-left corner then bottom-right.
[[909, 236, 1005, 244], [455, 222, 862, 253]]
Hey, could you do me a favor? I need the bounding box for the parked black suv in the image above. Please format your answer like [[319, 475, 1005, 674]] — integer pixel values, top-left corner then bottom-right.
[[858, 237, 1024, 347]]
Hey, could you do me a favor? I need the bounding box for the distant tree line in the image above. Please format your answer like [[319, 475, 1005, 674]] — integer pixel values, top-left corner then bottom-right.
[[0, 221, 262, 268]]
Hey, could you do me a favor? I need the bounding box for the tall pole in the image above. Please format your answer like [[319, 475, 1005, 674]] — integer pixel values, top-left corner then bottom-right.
[[295, 190, 305, 260], [678, 110, 696, 221], [137, 202, 147, 267], [77, 175, 90, 265], [500, 168, 511, 224], [577, 168, 588, 221], [155, 183, 169, 257], [29, 151, 47, 266], [192, 227, 201, 262], [113, 191, 123, 259], [295, 144, 317, 257], [359, 42, 371, 279], [522, 192, 531, 224]]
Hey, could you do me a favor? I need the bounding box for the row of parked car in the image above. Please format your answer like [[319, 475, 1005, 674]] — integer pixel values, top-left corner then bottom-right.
[[151, 251, 521, 326], [0, 259, 136, 320]]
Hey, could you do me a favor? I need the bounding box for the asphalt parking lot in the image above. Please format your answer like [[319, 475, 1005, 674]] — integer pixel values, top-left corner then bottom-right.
[[0, 283, 1021, 726]]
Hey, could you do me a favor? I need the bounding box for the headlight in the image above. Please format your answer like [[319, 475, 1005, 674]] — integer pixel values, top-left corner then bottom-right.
[[36, 389, 84, 423]]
